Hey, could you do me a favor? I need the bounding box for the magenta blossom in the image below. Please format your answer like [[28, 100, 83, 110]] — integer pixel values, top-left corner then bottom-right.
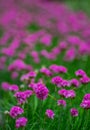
[[15, 117, 28, 128], [10, 106, 24, 118], [14, 90, 33, 104], [80, 94, 90, 109], [9, 84, 19, 92], [70, 108, 78, 117], [1, 82, 10, 91], [58, 89, 76, 98], [40, 67, 52, 76], [75, 69, 86, 77], [70, 79, 80, 87], [57, 99, 66, 107], [51, 76, 63, 87], [80, 76, 90, 84], [45, 109, 55, 119], [33, 82, 49, 100]]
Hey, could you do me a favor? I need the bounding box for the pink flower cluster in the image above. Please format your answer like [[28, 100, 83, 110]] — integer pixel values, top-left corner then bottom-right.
[[49, 64, 67, 74], [33, 82, 49, 100], [45, 109, 55, 119], [75, 69, 90, 84], [1, 82, 19, 92], [80, 94, 90, 109], [58, 89, 76, 98], [16, 117, 28, 128], [14, 90, 33, 104], [70, 108, 78, 117], [10, 106, 24, 118], [57, 99, 66, 107], [40, 67, 52, 77], [51, 76, 70, 88]]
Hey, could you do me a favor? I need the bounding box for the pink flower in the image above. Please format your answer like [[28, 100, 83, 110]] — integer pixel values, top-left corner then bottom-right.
[[80, 94, 90, 109], [70, 79, 80, 87], [40, 34, 52, 46], [45, 109, 55, 119], [60, 79, 70, 87], [14, 90, 33, 104], [49, 64, 67, 73], [51, 76, 63, 87], [58, 41, 68, 50], [10, 106, 24, 118], [8, 59, 27, 71], [83, 94, 90, 100], [1, 82, 10, 91], [57, 99, 66, 107], [40, 67, 52, 77], [80, 100, 90, 109], [80, 76, 90, 84], [64, 48, 76, 61], [58, 89, 76, 98], [70, 108, 78, 117], [9, 84, 19, 92], [20, 71, 36, 82], [33, 82, 49, 100], [11, 71, 18, 79], [75, 69, 86, 77], [15, 117, 28, 128]]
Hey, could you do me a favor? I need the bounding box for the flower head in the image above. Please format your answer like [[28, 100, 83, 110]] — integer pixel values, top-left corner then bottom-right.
[[10, 106, 24, 118], [45, 109, 55, 119], [70, 108, 78, 117], [15, 117, 28, 128], [33, 82, 49, 100], [57, 99, 66, 107]]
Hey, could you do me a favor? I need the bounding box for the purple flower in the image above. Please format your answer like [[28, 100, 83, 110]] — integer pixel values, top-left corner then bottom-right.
[[70, 79, 80, 87], [51, 76, 63, 87], [40, 67, 52, 77], [58, 89, 76, 98], [80, 94, 90, 109], [70, 108, 78, 117], [20, 71, 36, 82], [83, 94, 90, 100], [57, 99, 66, 107], [15, 117, 28, 128], [11, 71, 18, 79], [45, 109, 55, 119], [14, 90, 33, 104], [75, 69, 86, 77], [10, 106, 24, 118], [80, 100, 90, 109], [60, 79, 70, 87], [33, 82, 49, 100], [1, 82, 10, 91], [40, 34, 52, 46], [80, 76, 90, 84], [9, 84, 19, 92], [49, 64, 67, 74]]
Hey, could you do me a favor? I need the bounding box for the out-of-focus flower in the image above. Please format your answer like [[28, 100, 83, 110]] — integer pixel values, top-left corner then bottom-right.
[[70, 108, 78, 117], [10, 106, 24, 118], [33, 82, 49, 100], [15, 117, 28, 128], [80, 94, 90, 109], [58, 89, 76, 98], [14, 90, 33, 104], [9, 84, 19, 92], [70, 79, 80, 87], [45, 109, 55, 119], [80, 76, 90, 84], [57, 99, 66, 107], [75, 69, 86, 77], [1, 82, 10, 91], [40, 67, 52, 77]]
